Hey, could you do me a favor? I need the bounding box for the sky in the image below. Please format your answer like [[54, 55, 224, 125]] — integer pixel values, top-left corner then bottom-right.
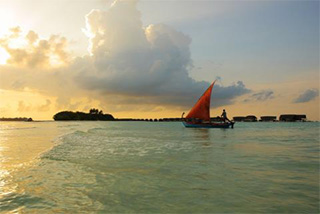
[[0, 0, 319, 120]]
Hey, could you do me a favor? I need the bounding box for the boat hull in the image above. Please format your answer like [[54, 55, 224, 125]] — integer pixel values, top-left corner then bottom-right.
[[182, 121, 234, 129]]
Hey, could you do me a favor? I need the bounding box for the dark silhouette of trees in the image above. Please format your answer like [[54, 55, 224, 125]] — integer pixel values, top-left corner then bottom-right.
[[89, 108, 101, 114], [53, 109, 114, 121], [0, 117, 33, 121]]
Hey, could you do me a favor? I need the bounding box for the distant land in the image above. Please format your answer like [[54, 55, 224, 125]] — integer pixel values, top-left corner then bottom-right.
[[0, 110, 310, 122], [53, 108, 114, 121], [0, 117, 33, 122], [51, 108, 309, 122]]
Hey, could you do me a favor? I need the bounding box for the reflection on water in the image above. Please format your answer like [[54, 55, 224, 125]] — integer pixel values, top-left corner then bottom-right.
[[0, 121, 319, 213], [0, 123, 16, 201], [0, 121, 94, 211], [188, 128, 210, 140]]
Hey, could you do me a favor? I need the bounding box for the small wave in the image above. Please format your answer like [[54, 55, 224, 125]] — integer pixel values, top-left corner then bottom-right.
[[0, 192, 51, 212], [1, 127, 37, 131], [57, 124, 80, 128], [41, 130, 89, 161], [87, 127, 107, 133]]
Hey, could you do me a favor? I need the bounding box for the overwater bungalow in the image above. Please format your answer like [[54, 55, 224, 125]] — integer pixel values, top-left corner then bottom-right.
[[260, 116, 277, 122], [279, 114, 306, 122], [244, 115, 257, 122], [233, 116, 246, 122]]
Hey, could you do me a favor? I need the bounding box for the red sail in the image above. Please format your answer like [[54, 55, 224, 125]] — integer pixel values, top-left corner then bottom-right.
[[186, 82, 215, 121]]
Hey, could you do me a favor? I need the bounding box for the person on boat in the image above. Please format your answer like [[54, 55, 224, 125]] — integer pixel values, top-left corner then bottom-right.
[[221, 109, 231, 122]]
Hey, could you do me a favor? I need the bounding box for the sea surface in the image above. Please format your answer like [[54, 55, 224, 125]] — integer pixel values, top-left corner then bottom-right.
[[0, 121, 319, 213]]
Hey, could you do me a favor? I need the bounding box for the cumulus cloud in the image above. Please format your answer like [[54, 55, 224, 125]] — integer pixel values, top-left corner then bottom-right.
[[293, 89, 319, 103], [0, 0, 251, 113], [75, 0, 250, 108], [8, 27, 22, 38], [17, 99, 52, 112], [244, 90, 274, 102], [0, 28, 70, 68], [17, 101, 32, 112], [212, 81, 251, 106], [38, 99, 51, 112]]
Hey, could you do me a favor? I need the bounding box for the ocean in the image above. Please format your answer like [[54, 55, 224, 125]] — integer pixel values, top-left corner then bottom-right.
[[0, 121, 319, 213]]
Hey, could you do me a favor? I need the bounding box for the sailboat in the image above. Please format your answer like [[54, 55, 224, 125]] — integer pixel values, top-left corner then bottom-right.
[[182, 81, 235, 128]]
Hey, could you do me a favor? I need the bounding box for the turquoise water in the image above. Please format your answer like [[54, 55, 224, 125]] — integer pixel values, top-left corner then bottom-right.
[[0, 121, 319, 213]]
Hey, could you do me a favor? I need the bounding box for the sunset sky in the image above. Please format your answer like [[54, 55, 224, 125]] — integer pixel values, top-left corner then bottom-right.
[[0, 0, 319, 120]]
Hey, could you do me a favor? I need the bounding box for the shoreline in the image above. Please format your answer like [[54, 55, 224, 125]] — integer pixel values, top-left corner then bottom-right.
[[1, 120, 318, 123]]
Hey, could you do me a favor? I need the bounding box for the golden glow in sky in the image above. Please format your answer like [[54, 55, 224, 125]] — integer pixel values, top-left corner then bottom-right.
[[0, 48, 10, 65], [0, 0, 319, 120], [0, 7, 15, 64], [0, 7, 16, 36]]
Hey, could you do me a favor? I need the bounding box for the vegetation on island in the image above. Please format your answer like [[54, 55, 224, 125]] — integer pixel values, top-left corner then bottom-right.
[[52, 109, 309, 122], [0, 117, 33, 121], [53, 108, 114, 121]]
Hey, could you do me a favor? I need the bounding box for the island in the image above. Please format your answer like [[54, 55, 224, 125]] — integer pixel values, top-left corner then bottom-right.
[[53, 108, 114, 121], [52, 109, 310, 122], [0, 117, 33, 122]]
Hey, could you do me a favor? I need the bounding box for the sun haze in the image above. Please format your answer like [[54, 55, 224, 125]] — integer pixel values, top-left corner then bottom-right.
[[0, 0, 319, 120]]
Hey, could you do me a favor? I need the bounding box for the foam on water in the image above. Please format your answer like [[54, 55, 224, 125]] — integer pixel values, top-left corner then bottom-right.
[[0, 121, 319, 213]]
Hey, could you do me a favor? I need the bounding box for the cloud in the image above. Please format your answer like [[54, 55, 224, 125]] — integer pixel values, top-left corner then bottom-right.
[[17, 99, 52, 112], [75, 0, 250, 108], [244, 90, 274, 102], [293, 89, 319, 103], [0, 0, 251, 113], [0, 106, 10, 114], [0, 29, 70, 68], [212, 81, 251, 106], [26, 31, 38, 44], [37, 99, 51, 112], [17, 101, 32, 112]]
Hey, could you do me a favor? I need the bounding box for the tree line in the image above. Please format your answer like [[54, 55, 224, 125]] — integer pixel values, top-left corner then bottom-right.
[[53, 109, 114, 121]]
